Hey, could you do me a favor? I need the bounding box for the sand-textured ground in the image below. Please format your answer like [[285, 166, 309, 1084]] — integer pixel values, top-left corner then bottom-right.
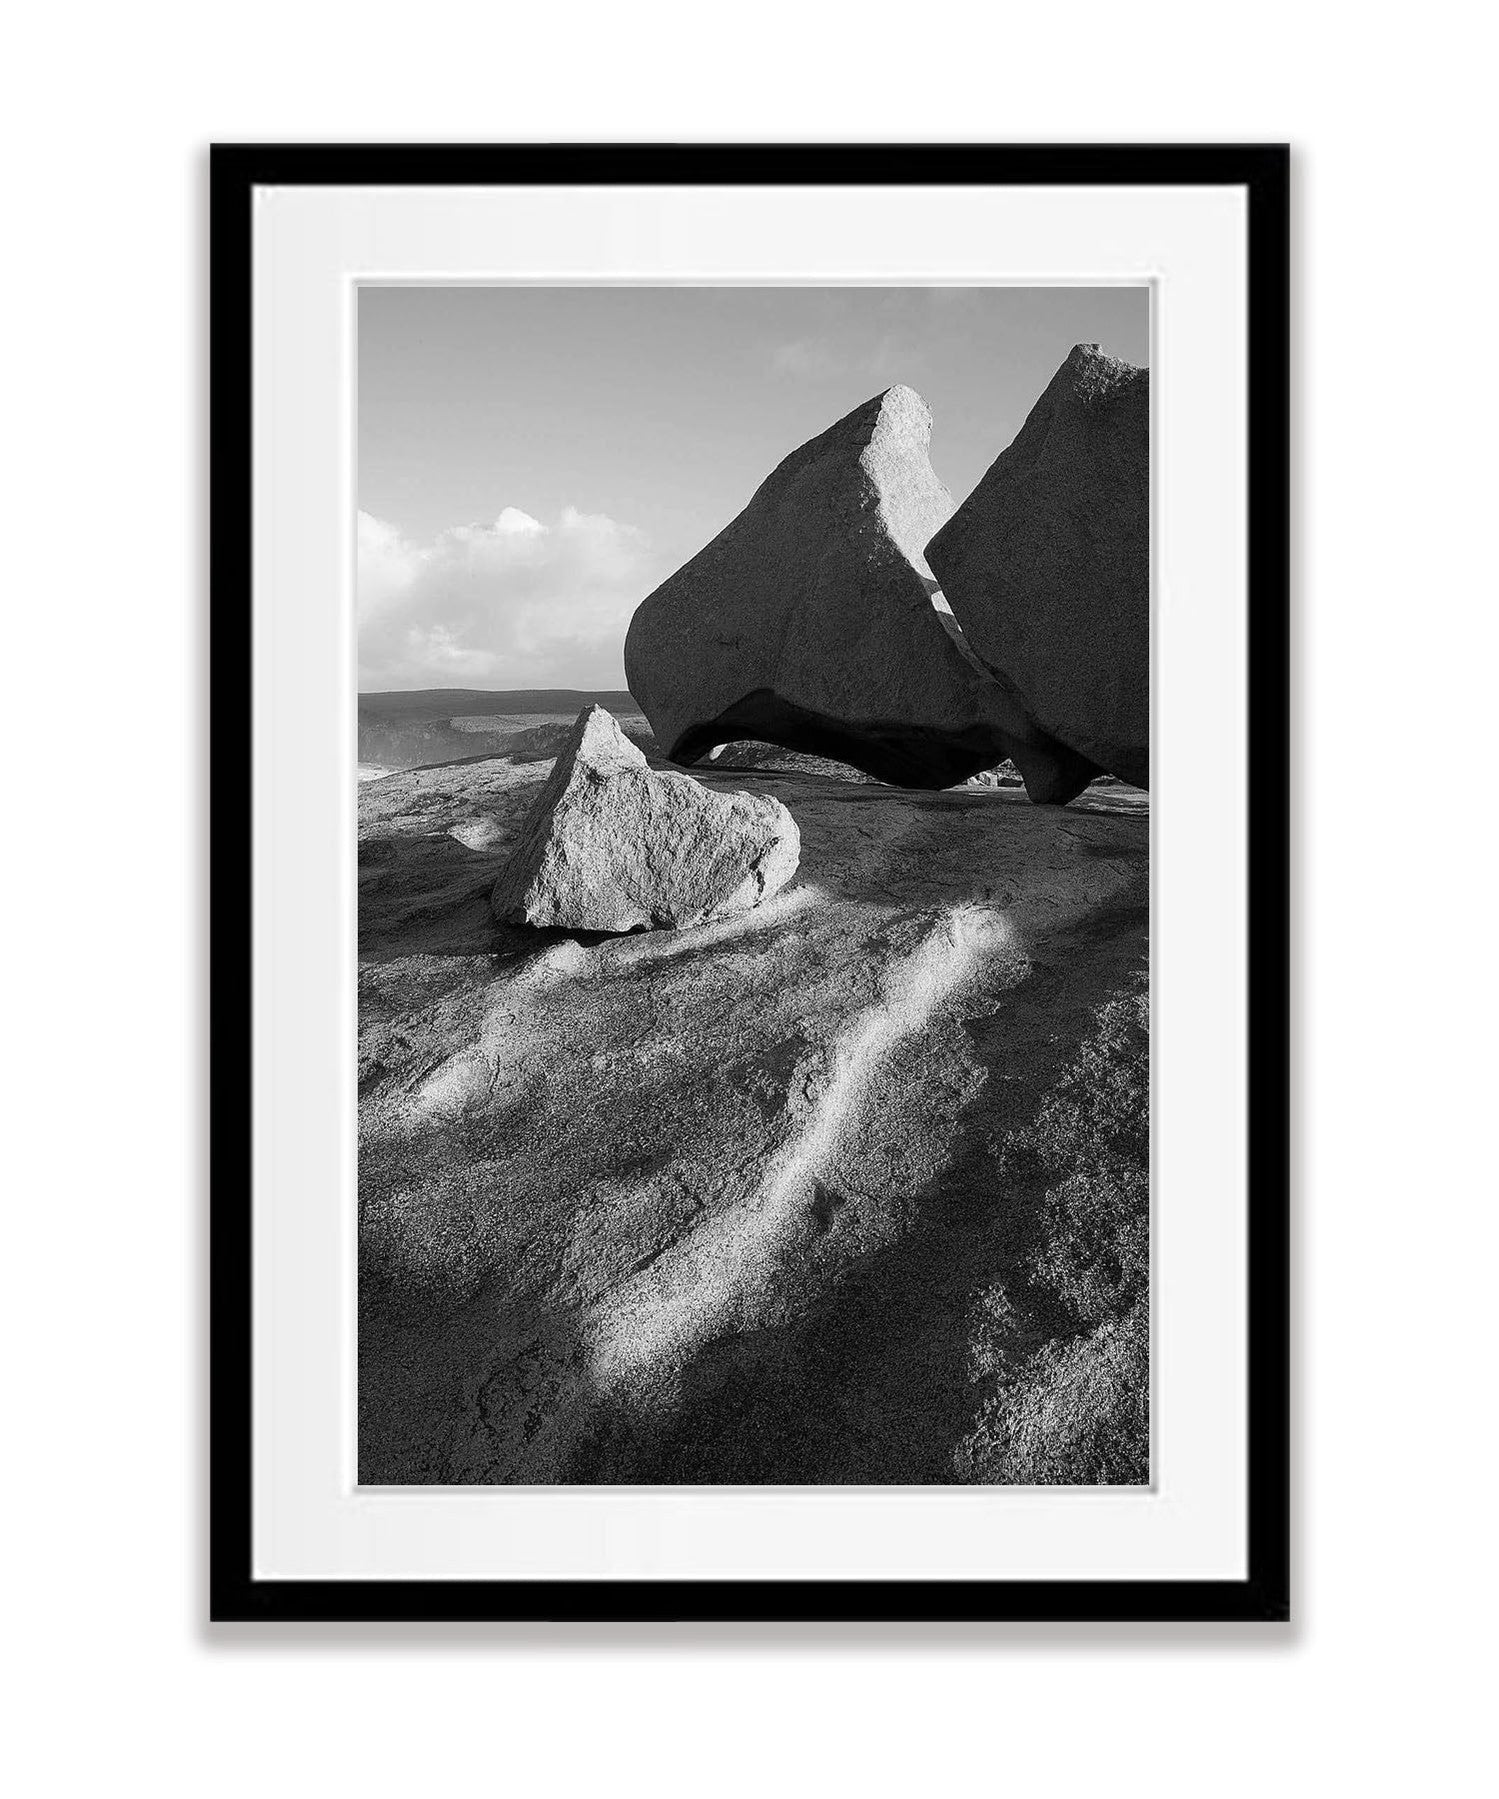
[[359, 743, 1148, 1485]]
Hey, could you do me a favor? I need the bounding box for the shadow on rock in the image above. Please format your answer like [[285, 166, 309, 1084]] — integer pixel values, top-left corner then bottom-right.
[[561, 887, 1148, 1485], [359, 1273, 603, 1485]]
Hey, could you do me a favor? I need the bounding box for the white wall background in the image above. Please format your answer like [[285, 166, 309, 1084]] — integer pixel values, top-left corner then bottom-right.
[[4, 4, 1494, 1794]]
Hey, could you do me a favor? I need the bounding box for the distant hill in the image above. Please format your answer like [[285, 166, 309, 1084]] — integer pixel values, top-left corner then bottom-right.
[[357, 688, 649, 773], [359, 688, 641, 724]]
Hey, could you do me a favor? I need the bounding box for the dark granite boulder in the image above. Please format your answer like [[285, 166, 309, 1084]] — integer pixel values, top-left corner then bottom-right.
[[926, 345, 1149, 789], [624, 386, 1094, 799]]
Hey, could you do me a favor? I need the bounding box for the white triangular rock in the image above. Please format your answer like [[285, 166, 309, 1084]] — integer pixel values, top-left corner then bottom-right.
[[491, 705, 800, 933]]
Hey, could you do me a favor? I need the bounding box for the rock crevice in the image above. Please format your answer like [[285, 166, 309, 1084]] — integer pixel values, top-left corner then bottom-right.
[[625, 385, 1091, 798]]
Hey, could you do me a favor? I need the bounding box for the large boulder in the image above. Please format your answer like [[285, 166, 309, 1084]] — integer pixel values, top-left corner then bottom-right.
[[926, 345, 1149, 789], [624, 385, 1096, 799], [491, 706, 799, 933]]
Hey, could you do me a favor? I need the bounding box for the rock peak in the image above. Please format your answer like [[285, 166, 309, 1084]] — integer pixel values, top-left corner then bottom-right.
[[557, 703, 647, 778], [871, 382, 930, 426], [1062, 342, 1145, 410], [756, 384, 934, 494]]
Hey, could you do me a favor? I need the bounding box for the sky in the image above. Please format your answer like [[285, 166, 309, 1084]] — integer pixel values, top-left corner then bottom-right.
[[358, 285, 1149, 692]]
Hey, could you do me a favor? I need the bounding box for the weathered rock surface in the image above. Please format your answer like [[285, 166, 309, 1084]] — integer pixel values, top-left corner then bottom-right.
[[927, 344, 1150, 788], [490, 705, 799, 933], [359, 748, 1148, 1485], [625, 385, 1096, 798]]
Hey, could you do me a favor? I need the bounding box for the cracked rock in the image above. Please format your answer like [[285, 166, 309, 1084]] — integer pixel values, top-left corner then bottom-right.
[[624, 385, 1090, 795]]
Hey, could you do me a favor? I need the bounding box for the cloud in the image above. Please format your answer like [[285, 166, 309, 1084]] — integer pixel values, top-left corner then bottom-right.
[[767, 330, 928, 387], [769, 338, 847, 380], [358, 505, 659, 690]]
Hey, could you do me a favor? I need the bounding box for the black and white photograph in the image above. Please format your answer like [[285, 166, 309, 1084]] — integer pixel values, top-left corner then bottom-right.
[[356, 283, 1151, 1487], [16, 2, 1499, 1784]]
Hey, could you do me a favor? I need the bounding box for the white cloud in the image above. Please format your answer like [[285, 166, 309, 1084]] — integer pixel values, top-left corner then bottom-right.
[[768, 330, 927, 386], [769, 338, 846, 380], [482, 506, 546, 538], [357, 505, 658, 690]]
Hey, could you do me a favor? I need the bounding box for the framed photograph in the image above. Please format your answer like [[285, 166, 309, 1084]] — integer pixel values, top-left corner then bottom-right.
[[211, 143, 1288, 1623]]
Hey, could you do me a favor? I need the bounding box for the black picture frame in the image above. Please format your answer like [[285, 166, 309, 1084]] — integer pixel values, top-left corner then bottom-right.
[[210, 143, 1289, 1625]]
